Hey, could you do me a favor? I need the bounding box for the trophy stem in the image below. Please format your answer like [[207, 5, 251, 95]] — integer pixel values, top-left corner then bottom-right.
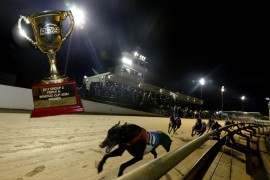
[[47, 51, 59, 78], [41, 50, 68, 84]]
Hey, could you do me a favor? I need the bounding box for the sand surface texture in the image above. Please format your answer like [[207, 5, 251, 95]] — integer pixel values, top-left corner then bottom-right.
[[0, 113, 255, 180]]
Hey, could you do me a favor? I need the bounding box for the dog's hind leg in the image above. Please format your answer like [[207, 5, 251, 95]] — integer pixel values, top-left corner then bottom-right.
[[150, 149, 157, 158]]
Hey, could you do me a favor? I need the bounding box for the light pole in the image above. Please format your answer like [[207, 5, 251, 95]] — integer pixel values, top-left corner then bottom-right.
[[221, 86, 225, 112], [266, 97, 270, 120], [199, 78, 205, 100], [241, 96, 245, 111]]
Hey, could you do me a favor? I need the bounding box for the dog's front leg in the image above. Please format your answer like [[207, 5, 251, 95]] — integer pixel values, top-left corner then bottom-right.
[[118, 155, 143, 176], [97, 146, 125, 173]]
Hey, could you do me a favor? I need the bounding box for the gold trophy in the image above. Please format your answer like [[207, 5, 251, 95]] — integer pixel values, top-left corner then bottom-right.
[[18, 10, 84, 117]]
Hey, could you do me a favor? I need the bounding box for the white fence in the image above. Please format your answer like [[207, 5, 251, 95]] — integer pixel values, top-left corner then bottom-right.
[[0, 85, 33, 110]]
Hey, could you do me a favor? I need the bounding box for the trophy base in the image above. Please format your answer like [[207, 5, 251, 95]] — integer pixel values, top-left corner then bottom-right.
[[30, 79, 84, 118], [41, 76, 69, 84]]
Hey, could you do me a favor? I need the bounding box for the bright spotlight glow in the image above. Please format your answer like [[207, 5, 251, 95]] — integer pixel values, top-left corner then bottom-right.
[[241, 96, 245, 100], [122, 57, 132, 66], [199, 78, 205, 86], [70, 5, 85, 29], [221, 86, 225, 92]]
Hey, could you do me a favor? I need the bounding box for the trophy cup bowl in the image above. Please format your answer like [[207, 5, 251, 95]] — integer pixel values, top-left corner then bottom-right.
[[18, 10, 74, 84], [18, 10, 84, 117]]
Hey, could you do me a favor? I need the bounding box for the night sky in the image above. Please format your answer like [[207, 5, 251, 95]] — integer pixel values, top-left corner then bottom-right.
[[1, 1, 269, 115]]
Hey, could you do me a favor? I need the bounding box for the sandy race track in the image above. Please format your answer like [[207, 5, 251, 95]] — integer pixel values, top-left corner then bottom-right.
[[0, 112, 249, 180]]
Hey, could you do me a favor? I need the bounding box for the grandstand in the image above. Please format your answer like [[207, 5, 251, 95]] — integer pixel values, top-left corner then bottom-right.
[[80, 49, 202, 116], [222, 111, 264, 121]]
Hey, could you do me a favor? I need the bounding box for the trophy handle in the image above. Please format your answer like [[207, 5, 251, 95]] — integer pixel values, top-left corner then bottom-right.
[[62, 10, 75, 43], [18, 15, 37, 47]]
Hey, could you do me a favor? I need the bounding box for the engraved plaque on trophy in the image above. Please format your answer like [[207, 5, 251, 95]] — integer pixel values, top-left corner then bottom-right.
[[18, 10, 84, 117]]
